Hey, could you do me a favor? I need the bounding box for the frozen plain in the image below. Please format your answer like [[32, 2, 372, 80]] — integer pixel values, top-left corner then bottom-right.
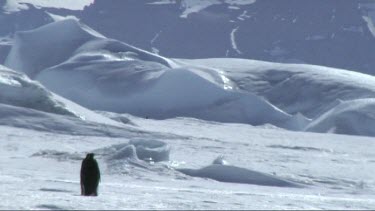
[[0, 116, 375, 210]]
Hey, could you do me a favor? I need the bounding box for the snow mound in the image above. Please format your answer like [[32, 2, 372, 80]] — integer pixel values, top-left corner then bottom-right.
[[212, 155, 229, 165], [0, 65, 75, 116], [95, 139, 171, 163], [305, 98, 375, 137], [107, 145, 139, 161], [5, 19, 102, 78], [185, 58, 375, 119], [129, 139, 171, 162], [4, 19, 173, 78], [96, 140, 171, 175], [105, 145, 150, 175], [0, 65, 130, 132], [177, 163, 301, 188]]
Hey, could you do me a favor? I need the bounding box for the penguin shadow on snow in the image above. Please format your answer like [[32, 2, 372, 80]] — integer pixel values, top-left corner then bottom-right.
[[35, 204, 65, 210], [39, 188, 73, 193]]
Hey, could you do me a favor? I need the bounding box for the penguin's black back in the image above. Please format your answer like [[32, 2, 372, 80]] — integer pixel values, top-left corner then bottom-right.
[[80, 154, 100, 196]]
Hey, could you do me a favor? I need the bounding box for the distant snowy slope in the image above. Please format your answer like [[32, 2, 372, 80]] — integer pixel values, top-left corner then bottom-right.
[[4, 19, 302, 129], [4, 19, 103, 77], [3, 0, 94, 13], [4, 19, 173, 78], [55, 0, 375, 74], [169, 0, 256, 18], [183, 58, 375, 119], [2, 0, 375, 74]]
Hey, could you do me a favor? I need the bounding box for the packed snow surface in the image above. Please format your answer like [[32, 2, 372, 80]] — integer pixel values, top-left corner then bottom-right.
[[0, 115, 374, 209]]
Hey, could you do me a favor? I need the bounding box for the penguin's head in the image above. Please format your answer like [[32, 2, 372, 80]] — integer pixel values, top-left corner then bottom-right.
[[86, 153, 95, 159]]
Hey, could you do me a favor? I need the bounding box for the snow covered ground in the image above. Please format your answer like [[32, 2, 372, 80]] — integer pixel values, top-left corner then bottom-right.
[[0, 115, 374, 209], [1, 4, 375, 209]]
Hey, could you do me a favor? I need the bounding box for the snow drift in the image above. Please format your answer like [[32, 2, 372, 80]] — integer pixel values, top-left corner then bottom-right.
[[95, 139, 171, 163], [128, 139, 170, 162], [305, 98, 375, 137], [177, 158, 301, 188], [94, 139, 171, 175]]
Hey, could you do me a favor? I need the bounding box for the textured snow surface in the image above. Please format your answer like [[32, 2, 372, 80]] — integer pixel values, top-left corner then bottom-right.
[[0, 115, 374, 209]]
